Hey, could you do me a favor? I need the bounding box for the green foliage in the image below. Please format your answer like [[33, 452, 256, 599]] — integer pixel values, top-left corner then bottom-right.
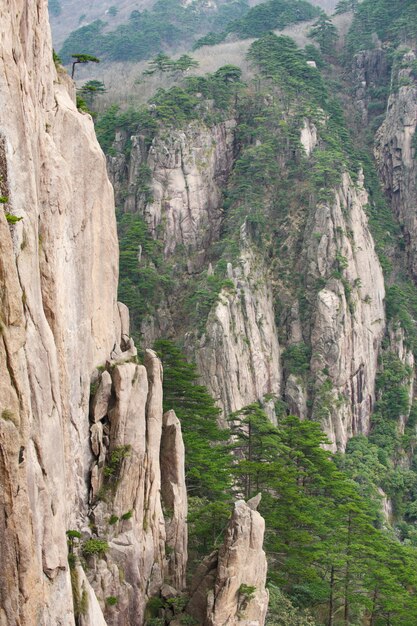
[[282, 343, 311, 377], [106, 596, 118, 606], [66, 530, 82, 540], [121, 510, 133, 521], [266, 585, 316, 625], [77, 80, 106, 109], [82, 538, 109, 558], [187, 496, 232, 564], [52, 49, 62, 67], [194, 0, 320, 48], [75, 94, 91, 114], [103, 445, 131, 479], [71, 53, 99, 78], [108, 515, 119, 525], [345, 0, 417, 56], [95, 65, 240, 159], [308, 15, 338, 55], [154, 340, 232, 561], [5, 213, 22, 224], [334, 0, 358, 15], [386, 282, 417, 356], [374, 352, 412, 422], [238, 584, 256, 600], [230, 410, 417, 624], [95, 106, 158, 154], [155, 339, 231, 497], [143, 53, 199, 76], [117, 212, 170, 341], [145, 596, 164, 616], [60, 0, 249, 64]]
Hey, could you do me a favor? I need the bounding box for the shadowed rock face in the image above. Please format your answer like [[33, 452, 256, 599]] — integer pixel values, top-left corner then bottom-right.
[[375, 50, 417, 280]]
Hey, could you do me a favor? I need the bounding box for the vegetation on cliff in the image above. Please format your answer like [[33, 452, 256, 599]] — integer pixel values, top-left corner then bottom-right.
[[91, 0, 417, 622]]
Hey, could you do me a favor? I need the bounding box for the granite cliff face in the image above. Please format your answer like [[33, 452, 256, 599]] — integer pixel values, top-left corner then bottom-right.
[[108, 111, 387, 450], [196, 233, 281, 423], [304, 172, 386, 450], [0, 2, 269, 625], [109, 119, 236, 264], [0, 1, 118, 622], [186, 498, 269, 626]]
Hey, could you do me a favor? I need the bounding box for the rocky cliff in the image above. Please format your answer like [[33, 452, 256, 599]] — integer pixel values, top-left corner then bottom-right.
[[109, 119, 236, 264], [0, 2, 268, 625], [186, 497, 269, 626], [0, 1, 118, 622], [375, 49, 417, 280], [196, 232, 281, 423], [305, 172, 386, 450], [108, 107, 386, 450]]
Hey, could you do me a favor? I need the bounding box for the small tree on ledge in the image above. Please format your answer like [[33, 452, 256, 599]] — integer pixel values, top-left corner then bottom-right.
[[71, 54, 100, 79]]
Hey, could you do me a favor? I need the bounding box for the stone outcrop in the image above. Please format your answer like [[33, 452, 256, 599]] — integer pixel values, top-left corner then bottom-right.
[[87, 348, 188, 625], [161, 409, 188, 591], [304, 172, 386, 450], [0, 1, 118, 623], [108, 120, 236, 263], [375, 49, 417, 280], [196, 226, 281, 422], [352, 49, 389, 125], [0, 3, 190, 624], [187, 498, 269, 626]]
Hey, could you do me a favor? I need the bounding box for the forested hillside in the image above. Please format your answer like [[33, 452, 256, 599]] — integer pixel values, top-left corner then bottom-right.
[[50, 0, 417, 623]]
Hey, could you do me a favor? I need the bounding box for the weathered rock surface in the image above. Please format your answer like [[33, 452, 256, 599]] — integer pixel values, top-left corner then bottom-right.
[[304, 172, 385, 450], [352, 48, 389, 125], [0, 1, 118, 623], [375, 49, 417, 280], [161, 409, 188, 590], [87, 349, 188, 625], [187, 498, 269, 626], [196, 229, 281, 422], [0, 4, 190, 625], [108, 120, 236, 262]]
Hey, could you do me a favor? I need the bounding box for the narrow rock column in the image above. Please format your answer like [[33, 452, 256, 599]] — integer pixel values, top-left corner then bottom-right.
[[187, 497, 269, 626], [161, 409, 188, 590]]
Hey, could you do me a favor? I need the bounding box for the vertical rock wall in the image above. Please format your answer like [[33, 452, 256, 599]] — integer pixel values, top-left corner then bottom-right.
[[0, 1, 118, 623], [0, 2, 192, 624], [108, 120, 236, 264], [196, 232, 281, 422], [375, 49, 417, 279], [304, 173, 385, 449]]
